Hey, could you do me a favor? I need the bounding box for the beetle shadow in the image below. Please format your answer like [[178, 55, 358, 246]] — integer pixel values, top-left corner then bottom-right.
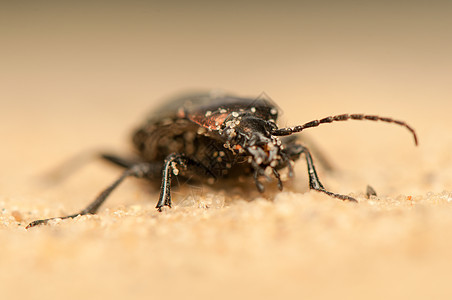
[[137, 172, 289, 209], [182, 170, 298, 206]]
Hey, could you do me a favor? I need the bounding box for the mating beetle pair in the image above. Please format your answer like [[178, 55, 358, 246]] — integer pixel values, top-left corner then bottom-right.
[[27, 92, 418, 228]]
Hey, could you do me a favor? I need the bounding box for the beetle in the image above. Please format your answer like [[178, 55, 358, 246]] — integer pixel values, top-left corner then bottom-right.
[[26, 91, 418, 228]]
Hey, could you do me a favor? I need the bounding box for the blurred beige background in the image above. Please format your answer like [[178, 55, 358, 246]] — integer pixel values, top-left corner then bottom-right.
[[1, 1, 451, 299]]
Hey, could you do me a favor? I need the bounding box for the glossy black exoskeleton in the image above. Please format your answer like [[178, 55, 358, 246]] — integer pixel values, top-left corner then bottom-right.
[[27, 91, 418, 228]]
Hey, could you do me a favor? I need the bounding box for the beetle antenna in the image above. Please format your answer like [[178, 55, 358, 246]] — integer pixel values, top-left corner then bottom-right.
[[271, 114, 418, 146]]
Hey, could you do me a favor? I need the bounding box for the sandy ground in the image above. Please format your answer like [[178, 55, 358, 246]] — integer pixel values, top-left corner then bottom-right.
[[1, 2, 452, 300]]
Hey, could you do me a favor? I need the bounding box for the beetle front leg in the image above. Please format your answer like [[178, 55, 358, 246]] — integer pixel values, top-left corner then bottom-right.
[[26, 162, 160, 228], [284, 144, 357, 202], [156, 153, 216, 211]]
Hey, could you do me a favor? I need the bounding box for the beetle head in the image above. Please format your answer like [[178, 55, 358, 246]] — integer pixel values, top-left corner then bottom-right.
[[221, 113, 290, 192]]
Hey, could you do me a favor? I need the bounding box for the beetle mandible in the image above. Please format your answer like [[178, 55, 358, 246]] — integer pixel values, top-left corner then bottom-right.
[[27, 92, 418, 228]]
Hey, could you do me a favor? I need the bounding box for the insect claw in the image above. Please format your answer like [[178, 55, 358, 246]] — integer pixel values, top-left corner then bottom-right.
[[272, 169, 283, 191], [26, 219, 48, 229], [256, 181, 265, 193], [342, 195, 357, 202], [317, 189, 357, 202]]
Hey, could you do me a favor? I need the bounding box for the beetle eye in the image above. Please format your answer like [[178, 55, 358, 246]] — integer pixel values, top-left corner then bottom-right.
[[267, 121, 277, 131]]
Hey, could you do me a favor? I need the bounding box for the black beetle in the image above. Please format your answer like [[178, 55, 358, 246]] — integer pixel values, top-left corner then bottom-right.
[[27, 91, 418, 228]]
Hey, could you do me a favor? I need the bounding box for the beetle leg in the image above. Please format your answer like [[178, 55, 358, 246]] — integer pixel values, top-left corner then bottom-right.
[[253, 168, 265, 193], [156, 153, 216, 211], [26, 162, 159, 228], [284, 144, 357, 202], [272, 168, 283, 191], [100, 153, 140, 169]]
